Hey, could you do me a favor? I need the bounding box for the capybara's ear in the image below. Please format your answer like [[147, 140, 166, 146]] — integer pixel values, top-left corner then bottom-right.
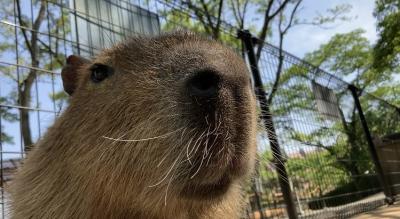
[[61, 55, 90, 95]]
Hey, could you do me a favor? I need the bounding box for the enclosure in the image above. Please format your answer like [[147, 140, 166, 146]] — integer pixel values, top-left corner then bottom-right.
[[0, 0, 399, 218]]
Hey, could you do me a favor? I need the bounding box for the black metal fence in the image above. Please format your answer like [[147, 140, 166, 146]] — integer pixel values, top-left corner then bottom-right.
[[0, 0, 399, 218]]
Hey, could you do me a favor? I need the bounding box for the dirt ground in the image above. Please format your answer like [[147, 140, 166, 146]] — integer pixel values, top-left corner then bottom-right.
[[352, 202, 400, 219]]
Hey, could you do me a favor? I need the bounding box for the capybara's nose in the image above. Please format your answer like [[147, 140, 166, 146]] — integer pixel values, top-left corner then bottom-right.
[[187, 70, 220, 99]]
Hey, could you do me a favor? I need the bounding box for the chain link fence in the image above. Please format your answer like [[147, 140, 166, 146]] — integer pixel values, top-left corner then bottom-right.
[[1, 0, 399, 218]]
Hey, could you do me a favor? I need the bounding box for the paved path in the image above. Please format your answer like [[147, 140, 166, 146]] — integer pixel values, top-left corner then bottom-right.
[[352, 202, 400, 219]]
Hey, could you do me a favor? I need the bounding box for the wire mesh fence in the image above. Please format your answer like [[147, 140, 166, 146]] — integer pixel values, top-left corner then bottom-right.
[[0, 0, 399, 218], [240, 32, 400, 218], [361, 92, 400, 200]]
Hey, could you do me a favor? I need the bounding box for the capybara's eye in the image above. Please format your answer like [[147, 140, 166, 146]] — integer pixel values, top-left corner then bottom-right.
[[90, 63, 114, 83]]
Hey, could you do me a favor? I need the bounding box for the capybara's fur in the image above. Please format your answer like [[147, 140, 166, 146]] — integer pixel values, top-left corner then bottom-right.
[[9, 32, 257, 219]]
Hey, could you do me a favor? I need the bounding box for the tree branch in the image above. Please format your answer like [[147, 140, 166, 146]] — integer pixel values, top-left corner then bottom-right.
[[15, 0, 33, 55], [214, 0, 224, 39], [229, 0, 249, 29], [30, 0, 47, 67], [37, 38, 64, 66], [256, 0, 291, 62], [267, 0, 303, 105], [199, 0, 215, 28], [241, 0, 250, 29], [184, 1, 212, 35], [267, 33, 284, 105], [229, 0, 241, 27], [257, 0, 275, 41], [282, 0, 302, 35], [269, 0, 291, 19]]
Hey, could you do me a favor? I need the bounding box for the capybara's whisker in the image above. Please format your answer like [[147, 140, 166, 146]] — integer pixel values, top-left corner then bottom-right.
[[102, 127, 184, 142], [206, 150, 215, 167], [190, 150, 206, 179], [149, 148, 184, 188], [188, 130, 207, 157], [185, 136, 196, 165]]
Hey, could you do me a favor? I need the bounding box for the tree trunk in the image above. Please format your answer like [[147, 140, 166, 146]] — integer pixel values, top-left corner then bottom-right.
[[16, 0, 47, 152], [19, 70, 37, 151]]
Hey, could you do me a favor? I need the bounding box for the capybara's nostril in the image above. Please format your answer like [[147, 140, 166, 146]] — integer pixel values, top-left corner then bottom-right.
[[188, 70, 220, 98]]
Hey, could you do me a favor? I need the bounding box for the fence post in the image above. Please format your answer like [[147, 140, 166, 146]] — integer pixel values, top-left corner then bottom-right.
[[348, 84, 395, 204], [238, 29, 298, 219]]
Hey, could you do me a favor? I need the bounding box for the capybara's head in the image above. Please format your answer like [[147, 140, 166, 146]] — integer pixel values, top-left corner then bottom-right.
[[61, 32, 257, 206]]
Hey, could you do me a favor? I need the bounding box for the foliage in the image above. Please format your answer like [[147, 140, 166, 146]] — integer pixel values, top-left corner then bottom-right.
[[0, 97, 18, 144], [286, 150, 348, 194], [305, 29, 391, 90], [158, 0, 339, 59], [297, 30, 398, 175], [255, 28, 400, 207], [159, 6, 241, 50], [373, 0, 400, 72], [308, 174, 380, 209]]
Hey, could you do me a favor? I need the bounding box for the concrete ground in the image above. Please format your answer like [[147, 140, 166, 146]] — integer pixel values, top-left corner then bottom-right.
[[352, 202, 400, 219]]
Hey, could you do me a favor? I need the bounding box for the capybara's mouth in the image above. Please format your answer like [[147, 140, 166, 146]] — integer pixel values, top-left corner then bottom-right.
[[181, 171, 232, 199], [178, 128, 250, 197], [186, 132, 232, 171], [181, 148, 249, 200]]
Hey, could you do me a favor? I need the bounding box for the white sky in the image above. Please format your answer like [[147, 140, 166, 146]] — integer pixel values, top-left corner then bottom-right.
[[273, 0, 377, 58]]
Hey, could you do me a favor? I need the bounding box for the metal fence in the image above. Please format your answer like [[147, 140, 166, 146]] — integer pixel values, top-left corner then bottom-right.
[[0, 0, 399, 218], [239, 31, 400, 218]]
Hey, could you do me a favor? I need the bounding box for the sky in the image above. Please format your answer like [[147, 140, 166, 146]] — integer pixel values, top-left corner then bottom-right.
[[273, 0, 377, 58]]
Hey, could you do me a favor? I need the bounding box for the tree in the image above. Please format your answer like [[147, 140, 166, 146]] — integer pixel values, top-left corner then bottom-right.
[[160, 0, 292, 59], [0, 0, 68, 151], [305, 29, 390, 91], [373, 0, 400, 72], [183, 0, 226, 39], [302, 30, 383, 176], [277, 29, 400, 178], [252, 29, 400, 208]]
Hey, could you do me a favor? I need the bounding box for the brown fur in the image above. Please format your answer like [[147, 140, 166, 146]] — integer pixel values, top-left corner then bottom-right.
[[8, 32, 257, 219]]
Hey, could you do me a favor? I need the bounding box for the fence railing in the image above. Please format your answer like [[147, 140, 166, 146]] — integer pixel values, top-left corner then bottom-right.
[[0, 0, 399, 218]]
